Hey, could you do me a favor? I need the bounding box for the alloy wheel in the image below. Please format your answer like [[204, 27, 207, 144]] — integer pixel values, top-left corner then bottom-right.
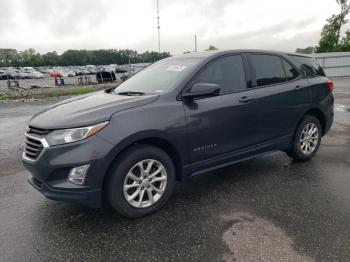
[[300, 123, 319, 155], [123, 159, 167, 208]]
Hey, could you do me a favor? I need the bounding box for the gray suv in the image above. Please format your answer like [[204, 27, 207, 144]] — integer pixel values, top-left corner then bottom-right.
[[22, 50, 334, 218]]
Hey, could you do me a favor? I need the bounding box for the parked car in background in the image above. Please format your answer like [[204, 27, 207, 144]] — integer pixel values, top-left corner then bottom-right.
[[86, 65, 97, 74], [20, 68, 32, 79], [20, 68, 44, 79], [21, 67, 35, 72], [66, 69, 76, 77], [36, 67, 48, 74], [71, 67, 81, 75], [31, 71, 45, 79], [21, 71, 32, 79], [0, 70, 8, 80], [3, 67, 44, 79], [79, 66, 90, 75], [99, 65, 114, 73], [115, 66, 128, 73], [1, 64, 148, 80], [8, 69, 23, 79], [45, 68, 54, 75]]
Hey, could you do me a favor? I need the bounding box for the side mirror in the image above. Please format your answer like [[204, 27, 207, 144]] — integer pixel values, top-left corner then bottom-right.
[[182, 83, 220, 100]]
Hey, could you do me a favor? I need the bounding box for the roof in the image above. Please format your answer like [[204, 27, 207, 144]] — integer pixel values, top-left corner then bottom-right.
[[174, 49, 303, 59]]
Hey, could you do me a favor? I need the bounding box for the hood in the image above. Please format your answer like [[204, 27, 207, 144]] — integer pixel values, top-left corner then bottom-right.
[[30, 90, 159, 129]]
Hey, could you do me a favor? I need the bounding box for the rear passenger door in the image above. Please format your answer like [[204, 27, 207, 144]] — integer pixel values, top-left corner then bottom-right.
[[248, 53, 311, 143]]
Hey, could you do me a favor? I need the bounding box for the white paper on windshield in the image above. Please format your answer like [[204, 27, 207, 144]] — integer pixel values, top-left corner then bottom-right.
[[165, 65, 187, 72]]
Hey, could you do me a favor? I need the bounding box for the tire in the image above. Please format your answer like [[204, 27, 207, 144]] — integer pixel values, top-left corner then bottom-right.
[[288, 115, 322, 161], [107, 144, 175, 218]]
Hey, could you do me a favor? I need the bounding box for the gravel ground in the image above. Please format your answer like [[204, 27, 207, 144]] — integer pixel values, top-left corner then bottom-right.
[[0, 74, 124, 96], [0, 78, 349, 261], [0, 75, 97, 90]]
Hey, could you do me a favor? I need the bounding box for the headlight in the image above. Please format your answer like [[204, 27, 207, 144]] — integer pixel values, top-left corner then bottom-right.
[[46, 121, 109, 146]]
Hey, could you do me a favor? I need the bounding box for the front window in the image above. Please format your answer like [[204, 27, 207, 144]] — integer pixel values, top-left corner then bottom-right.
[[115, 57, 202, 94], [192, 55, 247, 94]]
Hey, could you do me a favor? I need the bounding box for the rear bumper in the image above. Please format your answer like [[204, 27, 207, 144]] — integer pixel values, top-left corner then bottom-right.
[[322, 93, 334, 135], [324, 110, 334, 135], [28, 176, 102, 208]]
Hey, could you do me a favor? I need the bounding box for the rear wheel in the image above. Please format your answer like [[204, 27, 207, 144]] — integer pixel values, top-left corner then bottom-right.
[[107, 145, 175, 218], [288, 115, 322, 161]]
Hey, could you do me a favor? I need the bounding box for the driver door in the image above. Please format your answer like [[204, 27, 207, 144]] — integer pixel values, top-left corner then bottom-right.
[[183, 54, 258, 172]]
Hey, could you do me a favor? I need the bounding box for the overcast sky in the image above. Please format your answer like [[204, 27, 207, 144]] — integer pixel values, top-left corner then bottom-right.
[[0, 0, 344, 55]]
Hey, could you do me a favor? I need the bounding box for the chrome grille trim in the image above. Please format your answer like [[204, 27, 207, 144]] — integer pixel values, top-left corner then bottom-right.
[[22, 134, 49, 162], [27, 126, 51, 136]]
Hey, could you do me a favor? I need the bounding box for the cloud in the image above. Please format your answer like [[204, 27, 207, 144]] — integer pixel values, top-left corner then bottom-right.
[[0, 0, 341, 54], [0, 0, 15, 34], [22, 0, 114, 37]]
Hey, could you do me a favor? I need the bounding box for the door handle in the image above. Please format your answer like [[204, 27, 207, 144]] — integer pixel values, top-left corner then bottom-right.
[[294, 85, 303, 91], [239, 96, 255, 103]]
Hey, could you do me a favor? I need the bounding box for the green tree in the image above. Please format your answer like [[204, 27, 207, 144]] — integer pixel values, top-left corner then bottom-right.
[[42, 51, 60, 66], [138, 51, 170, 63], [0, 48, 171, 67], [206, 45, 219, 51], [340, 30, 350, 50], [0, 49, 18, 67], [316, 0, 350, 52], [295, 46, 315, 54]]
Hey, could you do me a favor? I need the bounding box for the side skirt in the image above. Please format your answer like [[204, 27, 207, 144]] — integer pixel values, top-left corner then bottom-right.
[[184, 134, 292, 179]]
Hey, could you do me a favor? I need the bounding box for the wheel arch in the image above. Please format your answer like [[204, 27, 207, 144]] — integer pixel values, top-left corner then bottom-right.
[[303, 108, 326, 136], [129, 137, 184, 182], [101, 131, 185, 195]]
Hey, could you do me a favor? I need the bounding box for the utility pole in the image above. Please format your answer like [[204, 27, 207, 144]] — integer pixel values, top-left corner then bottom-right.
[[194, 35, 197, 52], [157, 0, 161, 53]]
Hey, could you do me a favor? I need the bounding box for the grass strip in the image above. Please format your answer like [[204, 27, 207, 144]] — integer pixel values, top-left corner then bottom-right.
[[0, 86, 102, 101]]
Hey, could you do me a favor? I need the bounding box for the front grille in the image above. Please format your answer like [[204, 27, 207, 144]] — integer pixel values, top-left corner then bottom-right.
[[24, 136, 44, 160], [27, 126, 50, 136]]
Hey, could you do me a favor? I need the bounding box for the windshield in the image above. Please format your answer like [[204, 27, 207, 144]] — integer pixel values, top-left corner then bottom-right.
[[115, 57, 202, 94]]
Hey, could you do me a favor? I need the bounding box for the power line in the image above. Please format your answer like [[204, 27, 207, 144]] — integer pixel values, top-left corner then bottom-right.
[[156, 0, 161, 53], [195, 35, 197, 52]]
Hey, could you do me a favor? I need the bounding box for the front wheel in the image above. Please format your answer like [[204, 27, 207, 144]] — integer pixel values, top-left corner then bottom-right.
[[288, 115, 322, 161], [107, 145, 175, 218]]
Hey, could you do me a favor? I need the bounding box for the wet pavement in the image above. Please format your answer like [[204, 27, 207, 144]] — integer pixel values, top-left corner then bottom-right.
[[0, 79, 350, 261]]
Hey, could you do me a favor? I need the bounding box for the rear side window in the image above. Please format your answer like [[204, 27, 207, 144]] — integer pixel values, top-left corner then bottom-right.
[[194, 55, 246, 94], [282, 60, 299, 81], [250, 54, 286, 86], [288, 55, 325, 77]]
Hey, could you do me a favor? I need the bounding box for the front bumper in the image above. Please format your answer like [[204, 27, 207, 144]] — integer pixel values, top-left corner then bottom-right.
[[22, 134, 114, 208], [28, 176, 102, 208]]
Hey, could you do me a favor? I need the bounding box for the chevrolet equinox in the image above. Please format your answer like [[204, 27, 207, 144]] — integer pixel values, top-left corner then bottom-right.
[[22, 50, 334, 218]]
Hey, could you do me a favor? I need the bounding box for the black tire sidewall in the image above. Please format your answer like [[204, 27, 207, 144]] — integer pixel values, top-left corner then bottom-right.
[[107, 144, 175, 218], [292, 115, 322, 161]]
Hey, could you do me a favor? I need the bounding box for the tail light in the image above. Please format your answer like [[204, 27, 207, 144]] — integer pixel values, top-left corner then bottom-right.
[[326, 79, 334, 91]]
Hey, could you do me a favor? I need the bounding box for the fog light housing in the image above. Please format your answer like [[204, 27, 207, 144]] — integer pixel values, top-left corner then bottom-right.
[[68, 164, 90, 185]]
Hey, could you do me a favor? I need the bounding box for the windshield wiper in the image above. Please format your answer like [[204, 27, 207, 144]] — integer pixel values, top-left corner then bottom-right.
[[117, 91, 146, 96]]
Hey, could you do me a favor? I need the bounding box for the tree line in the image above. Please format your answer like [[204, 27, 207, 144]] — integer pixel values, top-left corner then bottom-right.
[[0, 48, 171, 67], [296, 0, 350, 54]]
